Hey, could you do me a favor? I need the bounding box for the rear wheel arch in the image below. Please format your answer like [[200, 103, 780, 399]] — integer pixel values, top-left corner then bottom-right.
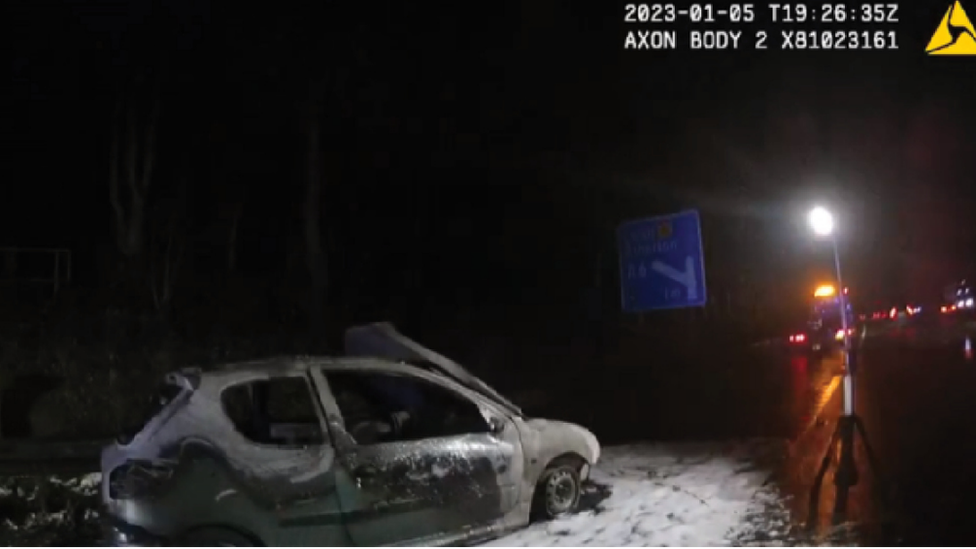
[[177, 524, 264, 546]]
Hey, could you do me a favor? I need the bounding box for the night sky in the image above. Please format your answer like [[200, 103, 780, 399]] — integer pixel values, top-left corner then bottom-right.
[[6, 0, 976, 333]]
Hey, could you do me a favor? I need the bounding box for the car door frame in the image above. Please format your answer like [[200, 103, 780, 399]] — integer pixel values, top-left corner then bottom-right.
[[308, 362, 525, 546], [217, 369, 346, 547]]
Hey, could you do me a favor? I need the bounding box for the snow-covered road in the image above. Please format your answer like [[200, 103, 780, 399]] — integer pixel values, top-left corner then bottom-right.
[[487, 440, 795, 546]]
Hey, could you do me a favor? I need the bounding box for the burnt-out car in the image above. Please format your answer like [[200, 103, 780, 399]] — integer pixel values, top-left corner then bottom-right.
[[100, 323, 600, 546]]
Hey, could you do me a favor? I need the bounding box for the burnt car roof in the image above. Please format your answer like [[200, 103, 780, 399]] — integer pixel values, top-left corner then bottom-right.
[[173, 323, 523, 417], [177, 356, 498, 390], [180, 355, 418, 378], [217, 355, 380, 373]]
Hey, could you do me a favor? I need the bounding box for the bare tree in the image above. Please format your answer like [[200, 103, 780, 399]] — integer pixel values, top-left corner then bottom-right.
[[303, 100, 328, 333], [148, 175, 187, 315], [214, 168, 247, 274], [223, 10, 372, 335], [223, 200, 245, 273], [108, 92, 160, 262], [148, 216, 185, 314], [302, 63, 355, 334], [207, 118, 250, 274]]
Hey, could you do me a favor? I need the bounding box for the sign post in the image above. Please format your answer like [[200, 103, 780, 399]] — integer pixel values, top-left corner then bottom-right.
[[617, 210, 707, 313]]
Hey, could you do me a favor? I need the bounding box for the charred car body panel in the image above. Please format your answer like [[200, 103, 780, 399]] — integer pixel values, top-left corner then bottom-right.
[[101, 324, 600, 546]]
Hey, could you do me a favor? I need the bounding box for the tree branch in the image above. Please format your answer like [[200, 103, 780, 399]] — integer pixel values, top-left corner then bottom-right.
[[125, 102, 138, 202], [140, 94, 160, 194], [148, 234, 159, 309], [227, 202, 244, 272], [162, 228, 174, 306], [108, 97, 126, 253]]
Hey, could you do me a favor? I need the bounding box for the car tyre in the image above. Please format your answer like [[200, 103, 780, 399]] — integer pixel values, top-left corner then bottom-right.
[[177, 527, 256, 547], [531, 460, 583, 521]]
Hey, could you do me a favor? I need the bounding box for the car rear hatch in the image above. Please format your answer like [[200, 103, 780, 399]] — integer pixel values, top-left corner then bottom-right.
[[101, 370, 198, 503]]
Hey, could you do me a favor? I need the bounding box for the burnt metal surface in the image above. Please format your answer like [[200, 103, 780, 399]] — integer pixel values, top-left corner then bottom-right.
[[102, 370, 347, 546], [331, 423, 522, 545], [100, 324, 601, 546]]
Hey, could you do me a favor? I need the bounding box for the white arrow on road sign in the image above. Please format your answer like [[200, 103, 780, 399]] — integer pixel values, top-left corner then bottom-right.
[[651, 257, 698, 300]]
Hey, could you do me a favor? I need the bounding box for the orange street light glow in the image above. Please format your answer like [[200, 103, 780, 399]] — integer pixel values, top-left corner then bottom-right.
[[814, 285, 836, 297]]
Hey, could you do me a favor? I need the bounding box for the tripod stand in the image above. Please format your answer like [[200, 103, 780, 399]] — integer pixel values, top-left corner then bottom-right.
[[807, 342, 883, 528], [805, 207, 885, 531]]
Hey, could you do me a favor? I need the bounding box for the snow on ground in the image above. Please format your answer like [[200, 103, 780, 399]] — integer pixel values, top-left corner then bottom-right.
[[0, 472, 101, 546], [486, 439, 797, 547]]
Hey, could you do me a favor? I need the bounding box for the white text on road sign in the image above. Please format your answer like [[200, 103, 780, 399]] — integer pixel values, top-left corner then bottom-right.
[[651, 257, 698, 300]]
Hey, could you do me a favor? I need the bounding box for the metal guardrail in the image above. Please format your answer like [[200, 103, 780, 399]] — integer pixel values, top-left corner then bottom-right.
[[0, 438, 108, 477], [0, 246, 72, 296]]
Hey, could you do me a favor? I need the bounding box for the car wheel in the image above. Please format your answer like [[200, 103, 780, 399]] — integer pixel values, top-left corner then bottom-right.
[[531, 460, 583, 521], [177, 527, 255, 547]]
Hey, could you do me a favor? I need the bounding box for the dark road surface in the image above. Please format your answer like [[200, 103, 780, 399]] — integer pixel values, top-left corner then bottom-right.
[[852, 312, 976, 545], [776, 310, 976, 545]]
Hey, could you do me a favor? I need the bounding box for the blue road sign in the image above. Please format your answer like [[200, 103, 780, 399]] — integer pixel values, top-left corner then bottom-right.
[[617, 209, 707, 312]]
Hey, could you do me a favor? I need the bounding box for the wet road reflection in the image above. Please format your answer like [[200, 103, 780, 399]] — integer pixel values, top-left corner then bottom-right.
[[777, 313, 976, 545], [788, 355, 810, 427], [778, 351, 880, 545]]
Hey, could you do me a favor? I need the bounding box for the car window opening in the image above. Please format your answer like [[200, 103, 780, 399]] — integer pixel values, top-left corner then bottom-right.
[[221, 376, 325, 447], [324, 370, 490, 446]]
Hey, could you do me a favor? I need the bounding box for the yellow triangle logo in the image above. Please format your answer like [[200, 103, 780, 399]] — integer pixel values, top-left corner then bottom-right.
[[927, 1, 976, 55]]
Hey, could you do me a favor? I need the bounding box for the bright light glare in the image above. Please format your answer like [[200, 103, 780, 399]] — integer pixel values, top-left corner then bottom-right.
[[814, 284, 836, 297], [808, 206, 835, 236]]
